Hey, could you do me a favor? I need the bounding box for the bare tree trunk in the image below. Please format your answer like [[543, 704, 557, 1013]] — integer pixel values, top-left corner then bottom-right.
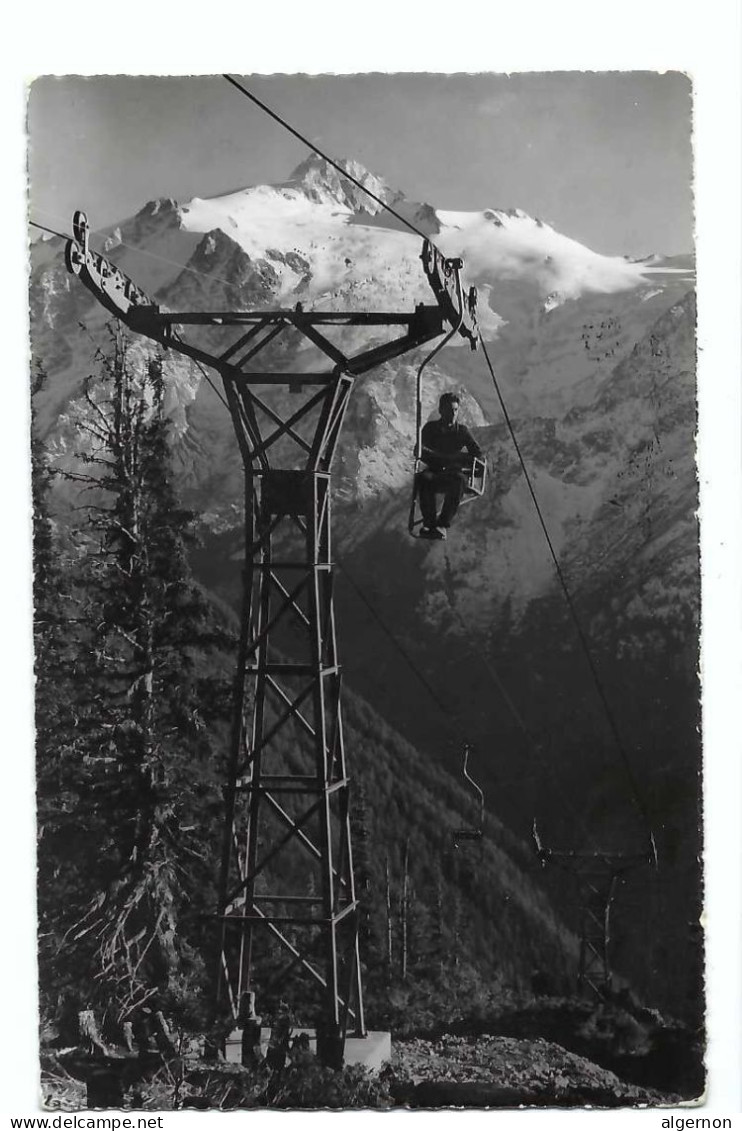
[[400, 838, 409, 981], [434, 877, 443, 975], [385, 854, 393, 977]]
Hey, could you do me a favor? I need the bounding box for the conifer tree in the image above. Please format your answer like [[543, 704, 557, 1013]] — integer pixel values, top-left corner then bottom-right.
[[33, 362, 92, 1027], [44, 331, 231, 1026], [384, 854, 394, 980], [400, 838, 410, 981]]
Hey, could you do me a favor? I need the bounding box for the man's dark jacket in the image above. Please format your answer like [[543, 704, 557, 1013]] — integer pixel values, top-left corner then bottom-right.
[[421, 419, 482, 471]]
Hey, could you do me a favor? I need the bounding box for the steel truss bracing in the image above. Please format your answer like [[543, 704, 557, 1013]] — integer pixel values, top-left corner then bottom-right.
[[533, 822, 654, 998], [64, 212, 474, 1043], [567, 861, 623, 997], [216, 355, 365, 1037]]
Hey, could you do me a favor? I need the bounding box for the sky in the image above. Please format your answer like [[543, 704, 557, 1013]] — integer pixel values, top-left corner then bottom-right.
[[27, 71, 693, 258]]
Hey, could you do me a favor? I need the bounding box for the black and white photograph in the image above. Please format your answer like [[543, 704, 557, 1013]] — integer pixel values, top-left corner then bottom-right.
[[9, 10, 741, 1120]]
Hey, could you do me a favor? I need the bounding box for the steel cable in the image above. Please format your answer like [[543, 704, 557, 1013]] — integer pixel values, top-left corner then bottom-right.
[[477, 331, 654, 837], [222, 74, 436, 246]]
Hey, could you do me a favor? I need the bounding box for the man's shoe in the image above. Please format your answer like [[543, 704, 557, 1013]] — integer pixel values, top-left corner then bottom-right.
[[420, 526, 445, 540], [434, 527, 447, 540]]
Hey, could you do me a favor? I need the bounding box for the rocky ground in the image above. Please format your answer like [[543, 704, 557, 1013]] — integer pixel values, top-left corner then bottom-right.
[[40, 1033, 684, 1110], [40, 995, 702, 1110], [389, 1033, 678, 1108]]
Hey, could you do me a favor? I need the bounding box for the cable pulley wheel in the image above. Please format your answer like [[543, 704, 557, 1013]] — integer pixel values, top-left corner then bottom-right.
[[72, 210, 88, 246], [64, 240, 82, 276]]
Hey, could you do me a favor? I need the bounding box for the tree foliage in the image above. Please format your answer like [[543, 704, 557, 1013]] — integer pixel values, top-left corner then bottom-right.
[[35, 332, 233, 1030]]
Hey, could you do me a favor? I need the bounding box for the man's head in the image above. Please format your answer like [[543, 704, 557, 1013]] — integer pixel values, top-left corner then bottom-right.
[[439, 391, 461, 426]]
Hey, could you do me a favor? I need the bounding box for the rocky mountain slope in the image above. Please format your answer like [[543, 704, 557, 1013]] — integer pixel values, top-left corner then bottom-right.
[[30, 154, 699, 1024]]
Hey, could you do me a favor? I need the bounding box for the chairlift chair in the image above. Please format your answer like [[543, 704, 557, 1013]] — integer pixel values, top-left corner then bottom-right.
[[408, 240, 486, 538], [453, 744, 485, 847], [408, 455, 486, 538]]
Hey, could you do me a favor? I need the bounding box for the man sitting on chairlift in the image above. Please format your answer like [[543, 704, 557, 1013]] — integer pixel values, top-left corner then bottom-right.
[[418, 392, 482, 540]]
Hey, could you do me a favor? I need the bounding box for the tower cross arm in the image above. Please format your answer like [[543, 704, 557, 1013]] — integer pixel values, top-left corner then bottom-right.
[[65, 212, 450, 376]]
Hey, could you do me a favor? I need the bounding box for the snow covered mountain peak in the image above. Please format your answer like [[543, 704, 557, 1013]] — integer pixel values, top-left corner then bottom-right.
[[286, 153, 402, 214], [115, 149, 693, 321], [434, 206, 675, 305], [176, 156, 428, 308]]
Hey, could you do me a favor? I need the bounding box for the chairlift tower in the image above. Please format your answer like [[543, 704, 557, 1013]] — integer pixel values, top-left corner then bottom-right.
[[65, 214, 477, 1048], [533, 821, 655, 998]]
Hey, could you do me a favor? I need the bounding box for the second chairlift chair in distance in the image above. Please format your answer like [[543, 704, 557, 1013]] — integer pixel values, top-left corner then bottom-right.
[[453, 743, 485, 848]]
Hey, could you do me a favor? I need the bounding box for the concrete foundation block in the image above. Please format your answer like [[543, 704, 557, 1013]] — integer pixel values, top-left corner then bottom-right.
[[224, 1027, 392, 1072]]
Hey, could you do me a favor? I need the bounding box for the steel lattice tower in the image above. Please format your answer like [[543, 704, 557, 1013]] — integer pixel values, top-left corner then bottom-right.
[[65, 214, 476, 1044], [533, 822, 655, 997]]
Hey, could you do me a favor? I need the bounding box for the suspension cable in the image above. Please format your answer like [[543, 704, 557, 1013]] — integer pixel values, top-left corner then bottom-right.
[[438, 548, 600, 845], [334, 555, 592, 849], [30, 218, 71, 242], [334, 555, 456, 721], [222, 75, 435, 246], [477, 331, 653, 834], [170, 331, 231, 413], [338, 544, 603, 848]]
